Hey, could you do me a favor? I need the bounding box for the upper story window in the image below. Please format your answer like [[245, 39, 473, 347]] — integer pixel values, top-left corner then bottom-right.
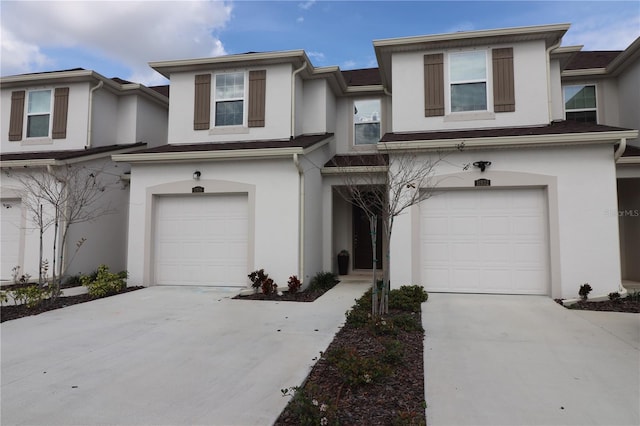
[[214, 72, 245, 126], [564, 84, 597, 123], [27, 90, 52, 137], [354, 99, 381, 145], [449, 51, 487, 112]]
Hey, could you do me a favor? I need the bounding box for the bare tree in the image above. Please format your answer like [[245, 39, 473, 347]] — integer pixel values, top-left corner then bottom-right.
[[7, 162, 119, 295], [331, 151, 445, 316]]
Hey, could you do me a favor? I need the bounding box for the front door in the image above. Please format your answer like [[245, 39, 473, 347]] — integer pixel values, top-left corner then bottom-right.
[[353, 204, 383, 270]]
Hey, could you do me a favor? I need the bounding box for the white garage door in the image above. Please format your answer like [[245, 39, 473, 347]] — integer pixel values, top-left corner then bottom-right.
[[154, 194, 248, 286], [1, 199, 22, 281], [420, 188, 549, 294]]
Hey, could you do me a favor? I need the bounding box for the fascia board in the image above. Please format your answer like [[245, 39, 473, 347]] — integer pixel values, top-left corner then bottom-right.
[[0, 159, 57, 168], [0, 69, 96, 87], [321, 166, 388, 175], [112, 137, 332, 163], [561, 68, 608, 77], [344, 85, 385, 95], [378, 130, 639, 152], [1, 145, 147, 168], [617, 157, 640, 165]]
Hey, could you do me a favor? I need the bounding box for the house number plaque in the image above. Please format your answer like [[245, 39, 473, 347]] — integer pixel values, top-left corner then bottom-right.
[[192, 186, 205, 193], [474, 178, 491, 187]]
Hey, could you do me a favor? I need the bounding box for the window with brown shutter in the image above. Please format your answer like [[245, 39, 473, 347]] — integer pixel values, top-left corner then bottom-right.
[[492, 48, 515, 113], [248, 70, 266, 127], [194, 74, 211, 130], [9, 90, 25, 141], [424, 54, 445, 117], [52, 87, 69, 139]]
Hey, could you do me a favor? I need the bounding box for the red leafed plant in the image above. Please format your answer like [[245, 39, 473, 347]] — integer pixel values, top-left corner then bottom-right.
[[288, 275, 301, 294]]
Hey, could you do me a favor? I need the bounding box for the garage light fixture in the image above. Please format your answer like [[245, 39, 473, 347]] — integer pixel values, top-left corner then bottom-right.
[[473, 161, 491, 172], [193, 170, 201, 180]]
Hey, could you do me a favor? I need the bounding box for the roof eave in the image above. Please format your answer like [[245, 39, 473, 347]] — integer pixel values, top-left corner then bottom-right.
[[0, 144, 147, 168], [378, 130, 639, 152]]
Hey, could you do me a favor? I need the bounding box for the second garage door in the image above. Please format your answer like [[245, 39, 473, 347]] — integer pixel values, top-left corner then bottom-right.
[[154, 194, 248, 286], [420, 188, 549, 294]]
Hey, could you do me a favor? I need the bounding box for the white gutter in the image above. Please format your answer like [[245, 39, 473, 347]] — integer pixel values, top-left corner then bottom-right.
[[546, 39, 562, 122], [1, 145, 145, 168], [377, 130, 639, 152], [321, 165, 389, 175], [293, 153, 305, 284], [614, 138, 627, 161], [86, 81, 104, 149], [291, 62, 308, 139]]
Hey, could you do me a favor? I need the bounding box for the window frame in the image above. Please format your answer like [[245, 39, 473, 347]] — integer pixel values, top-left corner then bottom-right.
[[447, 50, 490, 114], [353, 98, 382, 146], [563, 83, 598, 124], [213, 71, 247, 127], [25, 89, 53, 139]]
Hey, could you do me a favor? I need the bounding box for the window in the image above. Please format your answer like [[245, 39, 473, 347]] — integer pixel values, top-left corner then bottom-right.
[[354, 99, 381, 145], [214, 72, 245, 126], [449, 51, 487, 112], [27, 90, 52, 137], [564, 85, 597, 123]]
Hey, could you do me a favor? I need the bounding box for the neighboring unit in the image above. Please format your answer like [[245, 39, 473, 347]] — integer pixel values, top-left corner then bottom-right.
[[0, 69, 169, 282]]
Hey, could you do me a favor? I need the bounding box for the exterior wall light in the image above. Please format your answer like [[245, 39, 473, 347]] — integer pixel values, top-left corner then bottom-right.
[[193, 170, 201, 180], [473, 161, 492, 172]]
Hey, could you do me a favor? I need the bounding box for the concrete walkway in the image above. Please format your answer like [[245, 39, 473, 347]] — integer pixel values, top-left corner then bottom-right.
[[1, 282, 369, 426], [422, 293, 640, 426]]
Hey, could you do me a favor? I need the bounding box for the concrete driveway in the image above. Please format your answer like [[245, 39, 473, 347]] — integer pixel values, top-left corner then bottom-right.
[[1, 282, 369, 426], [423, 293, 640, 426]]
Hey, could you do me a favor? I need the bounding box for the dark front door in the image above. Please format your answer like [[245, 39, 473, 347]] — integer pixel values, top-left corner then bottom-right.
[[353, 204, 383, 270]]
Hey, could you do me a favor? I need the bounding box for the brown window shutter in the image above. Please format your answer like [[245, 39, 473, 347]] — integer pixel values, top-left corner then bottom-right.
[[424, 54, 444, 117], [492, 48, 515, 112], [194, 74, 211, 130], [52, 87, 69, 139], [9, 90, 25, 141], [248, 70, 266, 127]]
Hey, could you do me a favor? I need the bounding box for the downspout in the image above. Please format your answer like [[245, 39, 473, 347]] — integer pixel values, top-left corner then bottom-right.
[[293, 153, 305, 285], [291, 61, 308, 139], [614, 138, 627, 161], [546, 39, 562, 123], [86, 81, 104, 149]]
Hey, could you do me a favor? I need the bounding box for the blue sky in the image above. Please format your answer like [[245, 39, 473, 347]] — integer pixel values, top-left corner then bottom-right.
[[1, 1, 638, 85]]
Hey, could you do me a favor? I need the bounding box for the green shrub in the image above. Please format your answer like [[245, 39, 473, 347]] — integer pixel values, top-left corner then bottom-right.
[[627, 291, 640, 302], [578, 283, 592, 300], [381, 339, 405, 365], [391, 313, 424, 332], [389, 285, 428, 312], [280, 385, 335, 426], [0, 290, 8, 306], [308, 271, 338, 292], [11, 285, 49, 308], [81, 265, 127, 298], [608, 292, 621, 301], [345, 289, 372, 327], [325, 347, 391, 387]]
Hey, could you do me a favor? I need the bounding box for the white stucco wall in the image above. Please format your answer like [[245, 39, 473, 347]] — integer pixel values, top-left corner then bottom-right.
[[116, 95, 138, 145], [301, 79, 327, 135], [391, 40, 550, 132], [91, 89, 119, 147], [0, 158, 129, 280], [1, 82, 91, 153], [136, 96, 169, 147], [549, 59, 564, 121], [126, 158, 300, 286], [166, 64, 293, 143], [334, 98, 351, 154], [389, 143, 622, 299]]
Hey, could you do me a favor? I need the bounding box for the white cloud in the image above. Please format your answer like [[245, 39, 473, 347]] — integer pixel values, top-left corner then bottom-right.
[[297, 16, 304, 23], [341, 60, 356, 69], [298, 1, 316, 10], [563, 14, 640, 50], [0, 0, 233, 84], [307, 51, 325, 63]]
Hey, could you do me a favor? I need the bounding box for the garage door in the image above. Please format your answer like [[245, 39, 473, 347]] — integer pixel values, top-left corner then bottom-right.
[[1, 199, 22, 281], [420, 188, 548, 294], [154, 194, 248, 286]]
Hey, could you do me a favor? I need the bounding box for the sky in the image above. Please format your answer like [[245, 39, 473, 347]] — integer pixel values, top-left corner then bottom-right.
[[1, 0, 639, 86]]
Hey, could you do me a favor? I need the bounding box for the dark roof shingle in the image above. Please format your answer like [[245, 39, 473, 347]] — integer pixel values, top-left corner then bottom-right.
[[0, 143, 146, 162], [341, 68, 381, 86], [324, 154, 388, 168], [565, 51, 622, 70]]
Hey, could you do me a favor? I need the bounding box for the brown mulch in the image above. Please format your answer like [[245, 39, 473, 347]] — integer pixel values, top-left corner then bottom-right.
[[233, 289, 329, 302], [556, 297, 640, 313], [0, 287, 144, 323], [276, 308, 426, 425]]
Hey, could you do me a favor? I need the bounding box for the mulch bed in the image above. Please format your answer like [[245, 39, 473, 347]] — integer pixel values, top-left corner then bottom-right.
[[276, 308, 426, 425], [0, 287, 144, 323], [556, 297, 640, 313], [233, 289, 329, 302]]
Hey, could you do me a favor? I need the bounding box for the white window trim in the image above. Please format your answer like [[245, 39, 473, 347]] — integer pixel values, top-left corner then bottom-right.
[[212, 71, 248, 128], [563, 83, 598, 122], [353, 98, 382, 148], [25, 89, 53, 139], [445, 49, 493, 115]]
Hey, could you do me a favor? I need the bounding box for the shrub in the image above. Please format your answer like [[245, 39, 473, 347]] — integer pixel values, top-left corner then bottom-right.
[[280, 385, 334, 426], [391, 312, 424, 332], [325, 347, 391, 387], [627, 291, 640, 302], [0, 290, 8, 306], [81, 265, 127, 298], [389, 285, 428, 312], [381, 339, 405, 365], [11, 285, 49, 308], [608, 292, 621, 301], [578, 283, 592, 300], [261, 278, 277, 295], [345, 289, 372, 328], [248, 269, 269, 291], [308, 271, 338, 292], [288, 275, 301, 294]]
